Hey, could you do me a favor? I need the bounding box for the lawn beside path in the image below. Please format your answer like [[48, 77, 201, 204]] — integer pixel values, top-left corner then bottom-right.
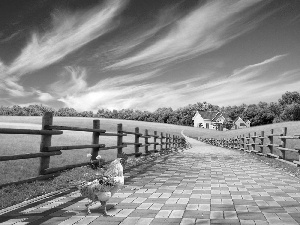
[[1, 137, 300, 225]]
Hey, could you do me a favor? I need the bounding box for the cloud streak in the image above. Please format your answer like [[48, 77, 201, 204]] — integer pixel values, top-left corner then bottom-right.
[[0, 0, 127, 100], [56, 55, 291, 111], [1, 0, 126, 79], [108, 0, 270, 70]]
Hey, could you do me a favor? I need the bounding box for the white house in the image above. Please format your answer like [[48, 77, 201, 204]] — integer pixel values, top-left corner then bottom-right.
[[192, 111, 228, 130], [231, 117, 251, 129]]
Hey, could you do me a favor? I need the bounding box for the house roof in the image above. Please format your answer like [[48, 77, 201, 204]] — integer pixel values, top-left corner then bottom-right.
[[221, 113, 232, 122], [233, 117, 244, 124], [193, 111, 232, 122], [198, 111, 220, 120], [211, 112, 222, 122]]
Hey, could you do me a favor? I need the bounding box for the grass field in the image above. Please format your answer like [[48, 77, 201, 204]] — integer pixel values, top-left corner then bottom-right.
[[0, 116, 203, 185], [1, 116, 300, 185]]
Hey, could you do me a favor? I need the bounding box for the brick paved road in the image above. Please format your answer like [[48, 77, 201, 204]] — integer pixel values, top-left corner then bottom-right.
[[1, 137, 300, 225]]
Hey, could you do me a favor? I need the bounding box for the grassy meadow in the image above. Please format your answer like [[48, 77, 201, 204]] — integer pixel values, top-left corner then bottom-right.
[[0, 116, 204, 185], [1, 116, 300, 185]]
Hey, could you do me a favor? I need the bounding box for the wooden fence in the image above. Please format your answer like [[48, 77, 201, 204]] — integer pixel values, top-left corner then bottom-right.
[[198, 127, 300, 167], [0, 112, 185, 188]]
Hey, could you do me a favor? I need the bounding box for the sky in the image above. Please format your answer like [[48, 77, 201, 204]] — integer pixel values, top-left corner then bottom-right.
[[0, 0, 300, 112]]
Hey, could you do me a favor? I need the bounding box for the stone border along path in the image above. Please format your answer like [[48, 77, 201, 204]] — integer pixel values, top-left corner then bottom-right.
[[1, 136, 300, 225]]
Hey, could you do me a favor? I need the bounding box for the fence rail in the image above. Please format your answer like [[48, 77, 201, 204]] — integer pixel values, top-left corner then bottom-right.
[[198, 126, 300, 167], [0, 112, 186, 188]]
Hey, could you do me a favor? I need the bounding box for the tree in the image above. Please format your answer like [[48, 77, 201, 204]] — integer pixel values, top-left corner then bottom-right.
[[279, 91, 300, 107], [56, 107, 78, 117], [154, 107, 173, 123], [280, 103, 300, 121], [225, 104, 247, 121]]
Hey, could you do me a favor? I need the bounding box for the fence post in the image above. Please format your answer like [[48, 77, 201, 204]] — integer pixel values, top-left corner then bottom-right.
[[252, 132, 256, 152], [160, 132, 164, 151], [243, 134, 246, 151], [117, 124, 123, 156], [172, 135, 175, 149], [247, 133, 251, 151], [165, 133, 168, 150], [145, 129, 149, 154], [166, 134, 170, 150], [238, 135, 242, 150], [135, 127, 140, 155], [268, 129, 274, 155], [260, 131, 264, 154], [281, 127, 287, 160], [39, 112, 53, 175], [154, 131, 158, 152], [91, 119, 100, 160]]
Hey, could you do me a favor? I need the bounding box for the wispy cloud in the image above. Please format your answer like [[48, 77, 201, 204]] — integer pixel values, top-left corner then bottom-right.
[[186, 54, 291, 105], [33, 89, 54, 102], [0, 0, 127, 100], [230, 54, 288, 79], [0, 77, 29, 97], [108, 0, 270, 70], [55, 68, 209, 111], [50, 66, 87, 97], [1, 0, 126, 79], [58, 54, 290, 111], [0, 30, 23, 43], [52, 66, 161, 111], [1, 53, 292, 111]]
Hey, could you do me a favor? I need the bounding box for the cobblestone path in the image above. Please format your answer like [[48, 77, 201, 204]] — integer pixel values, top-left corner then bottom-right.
[[1, 137, 300, 225]]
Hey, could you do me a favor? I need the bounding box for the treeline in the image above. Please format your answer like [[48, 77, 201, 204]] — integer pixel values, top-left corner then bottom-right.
[[1, 91, 300, 127]]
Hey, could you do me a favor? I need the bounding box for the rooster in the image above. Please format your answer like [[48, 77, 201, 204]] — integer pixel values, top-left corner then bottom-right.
[[78, 156, 127, 216]]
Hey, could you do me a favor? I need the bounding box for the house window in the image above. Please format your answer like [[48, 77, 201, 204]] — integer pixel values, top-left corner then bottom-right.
[[206, 123, 209, 129]]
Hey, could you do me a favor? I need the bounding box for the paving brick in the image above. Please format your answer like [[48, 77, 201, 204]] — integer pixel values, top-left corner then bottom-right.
[[149, 203, 164, 210], [258, 206, 286, 213], [237, 212, 266, 221], [89, 216, 124, 225], [74, 216, 98, 225], [211, 204, 235, 211], [195, 219, 210, 225], [150, 218, 182, 225], [137, 203, 153, 209], [188, 199, 210, 204], [162, 204, 186, 210], [210, 211, 223, 219], [155, 210, 172, 218], [119, 217, 140, 225], [135, 218, 154, 225], [57, 216, 84, 225], [180, 218, 196, 225], [169, 210, 184, 218], [128, 209, 159, 218], [115, 203, 140, 209], [115, 209, 135, 217], [186, 204, 198, 210], [183, 210, 210, 219], [224, 211, 238, 219], [240, 219, 255, 225], [210, 219, 240, 224]]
